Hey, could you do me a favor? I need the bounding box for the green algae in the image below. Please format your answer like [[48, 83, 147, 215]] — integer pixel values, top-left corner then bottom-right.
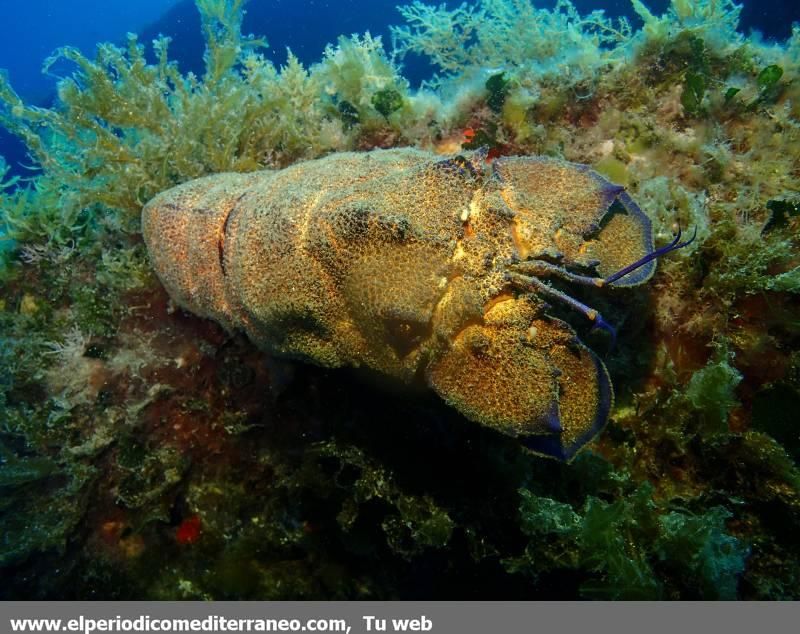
[[681, 72, 707, 116], [748, 64, 785, 108], [657, 506, 748, 600], [686, 348, 743, 435], [508, 480, 747, 599], [485, 73, 511, 113], [757, 64, 783, 89], [371, 88, 405, 119]]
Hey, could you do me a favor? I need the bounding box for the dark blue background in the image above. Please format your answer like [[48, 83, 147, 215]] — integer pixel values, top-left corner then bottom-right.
[[1, 0, 798, 177]]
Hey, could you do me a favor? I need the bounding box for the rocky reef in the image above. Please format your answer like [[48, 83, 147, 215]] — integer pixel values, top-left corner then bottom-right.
[[1, 0, 799, 599]]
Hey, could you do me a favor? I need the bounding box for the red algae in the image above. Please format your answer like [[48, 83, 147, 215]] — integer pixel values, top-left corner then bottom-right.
[[176, 516, 202, 545]]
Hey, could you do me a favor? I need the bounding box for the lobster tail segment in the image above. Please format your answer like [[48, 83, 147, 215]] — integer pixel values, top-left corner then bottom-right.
[[141, 173, 259, 330]]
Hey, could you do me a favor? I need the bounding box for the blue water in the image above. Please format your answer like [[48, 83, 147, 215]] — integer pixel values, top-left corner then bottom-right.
[[3, 0, 797, 93], [1, 0, 799, 176], [2, 0, 797, 94]]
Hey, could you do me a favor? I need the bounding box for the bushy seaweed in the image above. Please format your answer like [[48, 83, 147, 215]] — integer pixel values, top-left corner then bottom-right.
[[506, 482, 748, 599]]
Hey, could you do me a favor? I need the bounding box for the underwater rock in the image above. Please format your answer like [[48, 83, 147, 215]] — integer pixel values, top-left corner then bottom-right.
[[142, 148, 670, 460]]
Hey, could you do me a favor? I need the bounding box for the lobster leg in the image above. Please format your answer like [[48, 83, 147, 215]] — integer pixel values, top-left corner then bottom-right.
[[511, 259, 606, 288], [507, 272, 617, 346], [512, 226, 696, 290]]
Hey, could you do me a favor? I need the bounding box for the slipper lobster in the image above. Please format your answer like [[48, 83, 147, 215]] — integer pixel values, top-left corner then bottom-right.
[[142, 148, 691, 460]]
